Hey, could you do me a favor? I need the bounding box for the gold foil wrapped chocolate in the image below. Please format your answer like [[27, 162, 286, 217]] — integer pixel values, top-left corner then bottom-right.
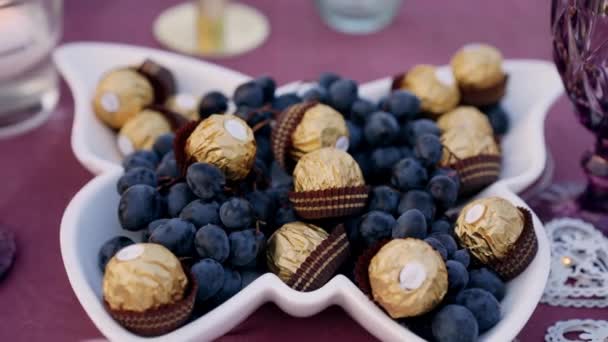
[[440, 128, 500, 166], [117, 109, 172, 155], [437, 106, 494, 136], [451, 43, 505, 90], [369, 239, 448, 318], [165, 94, 200, 121], [103, 243, 187, 312], [290, 103, 349, 160], [93, 68, 155, 129], [266, 222, 329, 283], [455, 197, 524, 264], [185, 114, 256, 180], [293, 147, 364, 192], [399, 65, 460, 116]]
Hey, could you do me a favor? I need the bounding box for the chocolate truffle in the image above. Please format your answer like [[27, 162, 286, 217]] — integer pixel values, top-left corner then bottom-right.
[[165, 93, 200, 121], [185, 114, 256, 180], [369, 239, 448, 318], [92, 68, 154, 129], [398, 65, 460, 117], [117, 109, 172, 156], [450, 43, 507, 106], [437, 106, 494, 136]]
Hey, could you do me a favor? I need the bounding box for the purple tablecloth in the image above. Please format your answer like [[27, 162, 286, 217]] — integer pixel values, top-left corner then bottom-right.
[[0, 0, 604, 340]]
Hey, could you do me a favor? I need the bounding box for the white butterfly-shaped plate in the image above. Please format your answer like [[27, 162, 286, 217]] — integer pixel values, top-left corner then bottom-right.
[[57, 42, 562, 341]]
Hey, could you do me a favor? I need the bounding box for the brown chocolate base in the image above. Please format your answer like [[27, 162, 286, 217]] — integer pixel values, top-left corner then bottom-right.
[[354, 240, 390, 299], [105, 272, 198, 337], [137, 59, 177, 104], [147, 104, 191, 130], [289, 185, 369, 220], [450, 154, 502, 196], [391, 72, 407, 91], [271, 101, 318, 171], [459, 74, 508, 107], [287, 224, 350, 291], [489, 208, 538, 281]]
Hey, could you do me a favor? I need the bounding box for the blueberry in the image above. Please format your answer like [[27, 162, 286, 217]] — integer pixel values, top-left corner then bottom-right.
[[377, 96, 389, 111], [149, 218, 196, 256], [359, 211, 395, 246], [398, 146, 414, 159], [254, 76, 276, 103], [228, 229, 259, 266], [117, 167, 157, 195], [255, 136, 273, 163], [424, 237, 448, 260], [234, 81, 265, 108], [144, 218, 169, 241], [220, 198, 253, 231], [123, 150, 159, 171], [431, 219, 453, 235], [241, 270, 263, 287], [369, 185, 400, 214], [432, 168, 461, 190], [275, 207, 297, 227], [186, 162, 226, 200], [193, 224, 229, 262], [364, 111, 399, 146], [353, 152, 373, 181], [344, 215, 363, 250], [392, 158, 428, 191], [455, 288, 501, 332], [199, 91, 229, 118], [191, 259, 225, 301], [272, 93, 301, 111], [270, 162, 293, 188], [318, 72, 340, 89], [246, 191, 275, 225], [328, 79, 358, 113], [428, 175, 459, 209], [152, 133, 175, 158], [166, 183, 196, 217], [405, 119, 441, 146], [446, 260, 469, 293], [302, 87, 328, 103], [98, 236, 134, 272], [483, 104, 510, 135], [452, 249, 471, 268], [393, 209, 427, 239], [156, 151, 180, 179], [430, 233, 457, 258], [468, 268, 506, 301], [179, 200, 220, 227], [351, 98, 375, 124], [398, 190, 435, 223], [210, 268, 243, 305], [432, 305, 479, 342], [346, 120, 363, 152], [385, 90, 420, 120], [267, 185, 291, 207], [118, 185, 162, 231], [415, 134, 443, 167], [371, 147, 403, 177]]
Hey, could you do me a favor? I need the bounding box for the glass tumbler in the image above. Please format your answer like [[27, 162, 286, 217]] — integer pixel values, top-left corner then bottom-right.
[[316, 0, 403, 34], [0, 0, 62, 138]]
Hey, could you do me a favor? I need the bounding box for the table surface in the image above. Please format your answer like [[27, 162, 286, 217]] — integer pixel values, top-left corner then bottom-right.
[[0, 0, 605, 341]]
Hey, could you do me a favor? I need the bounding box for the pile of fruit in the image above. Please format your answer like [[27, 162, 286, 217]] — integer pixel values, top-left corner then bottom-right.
[[94, 43, 537, 342]]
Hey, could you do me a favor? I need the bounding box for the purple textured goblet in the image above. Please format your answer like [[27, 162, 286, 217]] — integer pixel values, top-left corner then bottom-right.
[[529, 0, 608, 234]]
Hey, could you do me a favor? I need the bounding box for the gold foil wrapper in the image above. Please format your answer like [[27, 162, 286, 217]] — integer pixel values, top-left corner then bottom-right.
[[117, 110, 172, 155], [369, 239, 447, 318], [165, 94, 200, 121], [185, 114, 256, 180], [400, 64, 460, 116], [93, 68, 154, 129], [440, 128, 500, 166], [451, 43, 505, 89], [266, 222, 329, 283], [456, 197, 524, 263], [293, 147, 365, 192], [103, 243, 187, 312], [437, 106, 494, 136], [290, 103, 349, 160]]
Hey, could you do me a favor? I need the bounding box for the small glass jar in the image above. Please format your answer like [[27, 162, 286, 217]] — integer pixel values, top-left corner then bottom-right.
[[316, 0, 403, 34]]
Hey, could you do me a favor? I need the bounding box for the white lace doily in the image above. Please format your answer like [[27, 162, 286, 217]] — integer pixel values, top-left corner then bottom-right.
[[541, 218, 608, 308], [545, 319, 608, 342]]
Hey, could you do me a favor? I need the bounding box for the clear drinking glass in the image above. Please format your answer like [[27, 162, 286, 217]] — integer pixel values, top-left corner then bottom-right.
[[0, 0, 62, 138], [316, 0, 403, 34]]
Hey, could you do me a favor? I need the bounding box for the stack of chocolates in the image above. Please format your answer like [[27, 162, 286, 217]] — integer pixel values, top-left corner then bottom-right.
[[91, 42, 533, 341]]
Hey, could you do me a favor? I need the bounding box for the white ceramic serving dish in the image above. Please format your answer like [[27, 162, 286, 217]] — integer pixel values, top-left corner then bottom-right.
[[58, 42, 563, 341], [53, 42, 250, 175]]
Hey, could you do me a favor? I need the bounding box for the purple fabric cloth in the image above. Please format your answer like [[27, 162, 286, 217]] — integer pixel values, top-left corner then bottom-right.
[[0, 0, 604, 340]]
